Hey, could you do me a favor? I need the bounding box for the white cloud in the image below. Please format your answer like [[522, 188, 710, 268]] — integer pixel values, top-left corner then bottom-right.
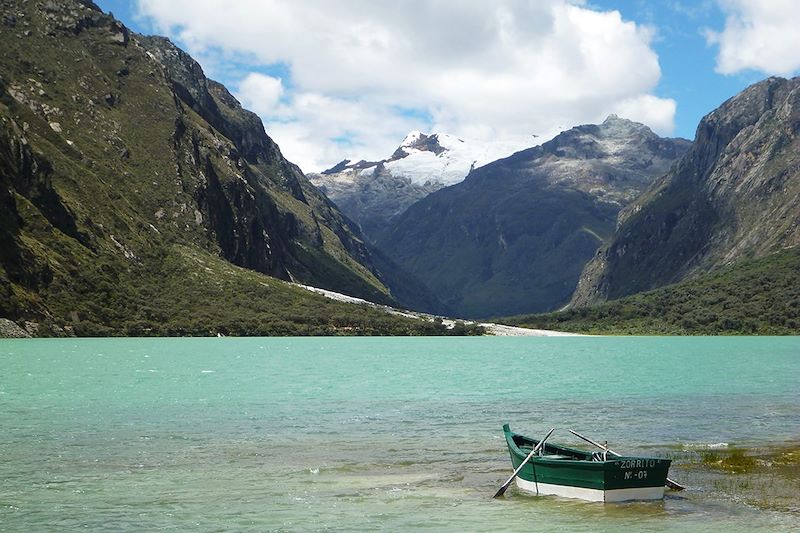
[[136, 0, 675, 172], [707, 0, 800, 75], [237, 73, 284, 117], [611, 95, 677, 135], [252, 92, 423, 172]]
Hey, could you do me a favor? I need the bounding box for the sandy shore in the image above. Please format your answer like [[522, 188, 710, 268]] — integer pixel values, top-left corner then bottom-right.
[[295, 283, 582, 336], [478, 322, 583, 336]]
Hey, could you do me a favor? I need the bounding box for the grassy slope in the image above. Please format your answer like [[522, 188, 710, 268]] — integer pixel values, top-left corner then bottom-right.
[[504, 247, 800, 335], [3, 185, 479, 336], [38, 243, 482, 337], [0, 2, 464, 336]]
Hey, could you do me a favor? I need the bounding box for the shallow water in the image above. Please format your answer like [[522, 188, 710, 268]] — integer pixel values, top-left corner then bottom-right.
[[1, 336, 798, 531]]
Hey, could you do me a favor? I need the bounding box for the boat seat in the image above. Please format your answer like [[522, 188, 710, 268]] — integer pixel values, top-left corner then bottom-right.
[[541, 454, 571, 460]]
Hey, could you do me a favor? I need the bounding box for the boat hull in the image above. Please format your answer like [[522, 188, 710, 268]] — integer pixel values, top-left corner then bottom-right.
[[514, 476, 665, 502], [503, 424, 671, 503]]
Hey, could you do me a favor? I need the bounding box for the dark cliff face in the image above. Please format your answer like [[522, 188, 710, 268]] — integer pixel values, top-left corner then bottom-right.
[[0, 116, 54, 316], [389, 132, 446, 159], [0, 0, 423, 326], [572, 77, 800, 307], [135, 34, 388, 290], [376, 117, 690, 318]]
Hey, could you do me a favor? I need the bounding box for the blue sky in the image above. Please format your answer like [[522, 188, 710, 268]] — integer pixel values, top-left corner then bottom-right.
[[95, 1, 799, 172], [590, 0, 767, 137]]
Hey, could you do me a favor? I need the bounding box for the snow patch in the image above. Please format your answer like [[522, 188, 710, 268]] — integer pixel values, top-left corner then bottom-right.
[[386, 129, 565, 187], [318, 127, 567, 189], [293, 283, 583, 336]]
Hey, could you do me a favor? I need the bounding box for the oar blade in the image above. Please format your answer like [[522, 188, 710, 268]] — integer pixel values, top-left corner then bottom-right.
[[666, 478, 686, 491], [493, 427, 555, 498], [493, 480, 513, 498]]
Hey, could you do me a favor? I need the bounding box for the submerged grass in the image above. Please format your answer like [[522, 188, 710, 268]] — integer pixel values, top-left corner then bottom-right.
[[702, 449, 758, 474], [690, 444, 800, 514]]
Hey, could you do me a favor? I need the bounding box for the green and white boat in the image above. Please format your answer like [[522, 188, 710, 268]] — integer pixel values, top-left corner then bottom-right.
[[501, 424, 673, 502]]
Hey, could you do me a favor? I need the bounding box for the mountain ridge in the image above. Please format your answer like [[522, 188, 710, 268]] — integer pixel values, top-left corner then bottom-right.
[[308, 129, 555, 240], [0, 0, 445, 333], [571, 76, 800, 307], [376, 116, 691, 317], [508, 245, 800, 335]]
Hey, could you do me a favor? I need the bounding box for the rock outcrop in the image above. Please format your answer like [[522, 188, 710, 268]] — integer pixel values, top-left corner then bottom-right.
[[571, 77, 800, 307], [0, 318, 30, 338]]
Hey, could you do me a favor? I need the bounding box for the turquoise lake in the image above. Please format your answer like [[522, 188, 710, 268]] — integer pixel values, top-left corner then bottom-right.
[[1, 336, 799, 531]]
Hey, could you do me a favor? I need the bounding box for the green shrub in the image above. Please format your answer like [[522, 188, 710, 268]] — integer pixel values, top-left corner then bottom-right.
[[503, 248, 800, 335]]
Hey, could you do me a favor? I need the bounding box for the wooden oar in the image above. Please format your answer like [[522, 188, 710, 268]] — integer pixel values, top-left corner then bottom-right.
[[493, 427, 555, 498], [568, 429, 686, 491]]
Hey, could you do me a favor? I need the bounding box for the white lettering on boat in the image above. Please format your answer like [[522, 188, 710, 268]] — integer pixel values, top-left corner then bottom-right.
[[618, 459, 657, 469], [624, 470, 648, 480]]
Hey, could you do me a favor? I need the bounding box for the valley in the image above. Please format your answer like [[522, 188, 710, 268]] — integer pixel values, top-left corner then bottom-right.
[[0, 0, 798, 337]]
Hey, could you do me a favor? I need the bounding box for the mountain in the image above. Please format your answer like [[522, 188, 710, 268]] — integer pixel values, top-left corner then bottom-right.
[[571, 76, 800, 307], [507, 246, 800, 335], [0, 0, 443, 334], [308, 130, 553, 240], [376, 116, 691, 318]]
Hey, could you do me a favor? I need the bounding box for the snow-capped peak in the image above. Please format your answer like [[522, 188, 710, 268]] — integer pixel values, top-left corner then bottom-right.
[[383, 130, 560, 187], [400, 130, 425, 147], [319, 128, 565, 187]]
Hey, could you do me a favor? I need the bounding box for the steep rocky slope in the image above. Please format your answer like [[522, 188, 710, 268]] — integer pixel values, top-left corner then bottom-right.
[[0, 0, 439, 333], [572, 77, 800, 307], [308, 131, 549, 240], [509, 246, 800, 335], [377, 116, 690, 317]]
